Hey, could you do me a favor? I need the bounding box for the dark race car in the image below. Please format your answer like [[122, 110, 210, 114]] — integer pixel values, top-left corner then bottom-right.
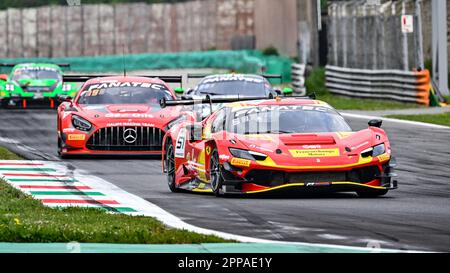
[[181, 73, 293, 119]]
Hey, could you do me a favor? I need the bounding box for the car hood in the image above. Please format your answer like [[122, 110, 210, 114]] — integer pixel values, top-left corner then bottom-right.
[[229, 129, 387, 168]]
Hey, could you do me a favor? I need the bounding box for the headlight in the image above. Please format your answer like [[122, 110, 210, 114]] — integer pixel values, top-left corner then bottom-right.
[[372, 143, 385, 157], [229, 148, 267, 161], [72, 115, 92, 131], [361, 143, 385, 158]]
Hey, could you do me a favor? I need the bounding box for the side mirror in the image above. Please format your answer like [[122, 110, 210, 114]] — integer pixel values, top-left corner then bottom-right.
[[174, 87, 184, 95], [368, 119, 382, 128], [282, 87, 294, 96], [185, 88, 194, 95], [186, 123, 203, 141], [0, 74, 8, 81]]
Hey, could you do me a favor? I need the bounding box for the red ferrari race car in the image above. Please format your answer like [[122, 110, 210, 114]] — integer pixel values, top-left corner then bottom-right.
[[57, 75, 186, 157], [161, 96, 398, 197]]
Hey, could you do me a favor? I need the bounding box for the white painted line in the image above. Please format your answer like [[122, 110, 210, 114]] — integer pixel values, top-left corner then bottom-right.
[[342, 112, 450, 129]]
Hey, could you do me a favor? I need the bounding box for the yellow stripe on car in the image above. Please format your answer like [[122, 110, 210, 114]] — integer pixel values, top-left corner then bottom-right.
[[256, 155, 374, 169], [246, 181, 387, 194]]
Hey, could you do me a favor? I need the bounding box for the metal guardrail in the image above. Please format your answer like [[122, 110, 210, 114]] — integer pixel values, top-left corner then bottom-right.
[[325, 65, 430, 105], [291, 63, 306, 95]]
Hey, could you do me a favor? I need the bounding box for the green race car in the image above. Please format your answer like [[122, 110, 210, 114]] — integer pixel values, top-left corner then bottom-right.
[[0, 63, 78, 108]]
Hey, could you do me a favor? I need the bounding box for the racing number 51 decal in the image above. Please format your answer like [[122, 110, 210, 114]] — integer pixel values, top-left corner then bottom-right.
[[175, 128, 187, 158]]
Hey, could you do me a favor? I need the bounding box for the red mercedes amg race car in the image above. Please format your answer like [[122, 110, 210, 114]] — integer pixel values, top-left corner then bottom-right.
[[161, 96, 398, 197], [57, 75, 185, 157]]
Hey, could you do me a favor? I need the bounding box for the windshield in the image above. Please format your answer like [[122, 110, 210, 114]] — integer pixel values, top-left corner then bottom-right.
[[77, 82, 174, 105], [229, 105, 351, 134], [195, 75, 270, 97], [12, 68, 61, 81]]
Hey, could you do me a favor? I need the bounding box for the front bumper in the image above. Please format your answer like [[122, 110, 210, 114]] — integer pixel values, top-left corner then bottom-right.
[[219, 156, 398, 194]]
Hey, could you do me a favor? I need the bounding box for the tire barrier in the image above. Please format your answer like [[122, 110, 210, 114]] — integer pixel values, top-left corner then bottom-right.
[[291, 63, 306, 95], [325, 65, 431, 105]]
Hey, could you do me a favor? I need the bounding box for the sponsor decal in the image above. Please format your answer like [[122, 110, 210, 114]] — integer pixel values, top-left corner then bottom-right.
[[230, 158, 251, 167], [377, 153, 390, 162], [305, 182, 331, 187], [202, 74, 263, 84], [106, 122, 155, 127], [63, 128, 76, 133], [219, 154, 230, 160], [15, 67, 58, 72], [205, 146, 211, 155], [289, 148, 340, 157], [105, 113, 154, 118], [88, 82, 168, 91], [302, 145, 322, 149], [234, 105, 331, 119], [175, 128, 187, 158], [67, 134, 86, 141]]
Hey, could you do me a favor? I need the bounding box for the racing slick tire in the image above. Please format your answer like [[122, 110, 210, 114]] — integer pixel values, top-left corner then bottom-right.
[[166, 140, 181, 193], [57, 136, 67, 159], [210, 148, 225, 197], [356, 189, 388, 198]]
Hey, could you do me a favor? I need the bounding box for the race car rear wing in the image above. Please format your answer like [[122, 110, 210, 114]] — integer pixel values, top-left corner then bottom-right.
[[0, 63, 71, 68], [63, 75, 183, 86], [160, 93, 316, 108], [187, 73, 283, 83]]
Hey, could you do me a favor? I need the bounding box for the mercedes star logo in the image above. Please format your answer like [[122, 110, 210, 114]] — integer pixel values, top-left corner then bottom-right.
[[123, 128, 137, 144]]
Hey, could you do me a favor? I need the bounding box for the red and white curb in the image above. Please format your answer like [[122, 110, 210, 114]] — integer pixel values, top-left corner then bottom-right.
[[0, 160, 416, 252]]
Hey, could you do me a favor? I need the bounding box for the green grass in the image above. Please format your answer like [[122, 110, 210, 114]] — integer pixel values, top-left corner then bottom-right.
[[0, 147, 230, 244], [0, 180, 230, 244], [0, 147, 22, 160], [386, 112, 450, 127], [305, 67, 423, 110]]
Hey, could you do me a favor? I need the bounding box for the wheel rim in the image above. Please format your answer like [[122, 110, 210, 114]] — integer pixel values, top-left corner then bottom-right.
[[166, 144, 176, 187], [210, 151, 220, 191]]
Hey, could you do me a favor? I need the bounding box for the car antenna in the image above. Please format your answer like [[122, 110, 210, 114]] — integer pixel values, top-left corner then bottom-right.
[[122, 44, 127, 77]]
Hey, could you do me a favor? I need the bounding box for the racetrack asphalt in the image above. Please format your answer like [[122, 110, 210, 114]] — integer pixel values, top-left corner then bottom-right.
[[0, 109, 449, 252]]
